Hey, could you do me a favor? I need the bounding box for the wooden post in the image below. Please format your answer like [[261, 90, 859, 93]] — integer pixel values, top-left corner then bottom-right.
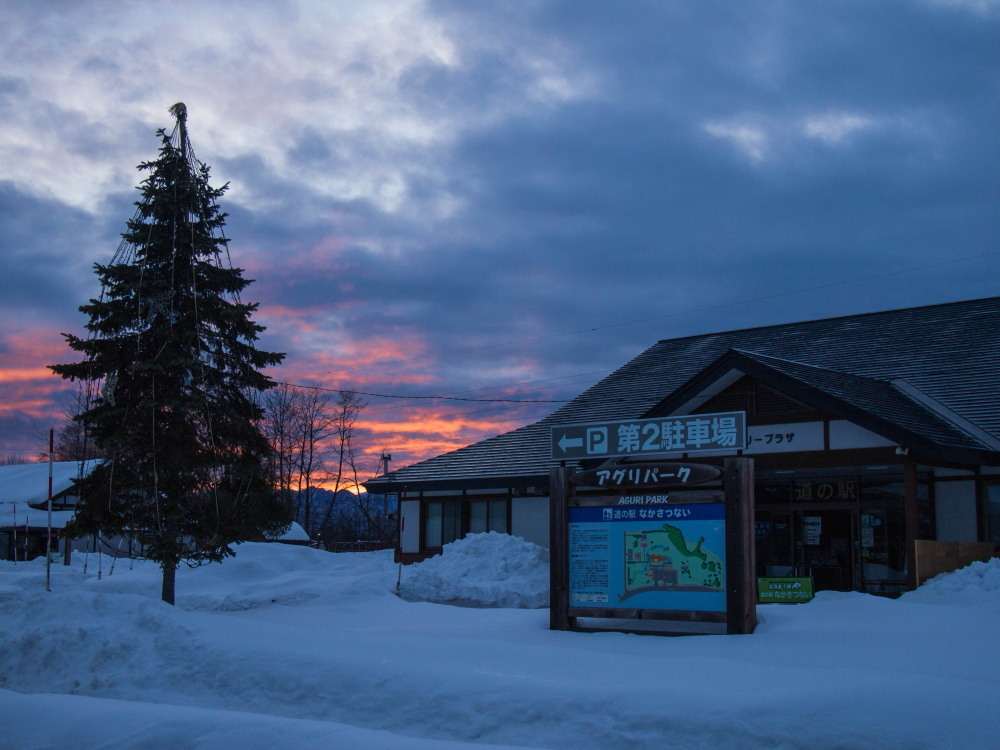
[[549, 466, 572, 631], [903, 460, 919, 591], [725, 457, 756, 635]]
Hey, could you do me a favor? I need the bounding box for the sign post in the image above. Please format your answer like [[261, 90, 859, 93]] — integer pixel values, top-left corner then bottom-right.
[[551, 412, 746, 461], [549, 454, 756, 636]]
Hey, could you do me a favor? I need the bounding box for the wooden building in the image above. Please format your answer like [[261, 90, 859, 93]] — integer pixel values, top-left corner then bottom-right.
[[364, 298, 1000, 594], [0, 461, 93, 561]]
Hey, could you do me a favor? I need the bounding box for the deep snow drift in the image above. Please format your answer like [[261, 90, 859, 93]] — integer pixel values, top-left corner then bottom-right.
[[398, 532, 549, 608], [1, 534, 999, 749]]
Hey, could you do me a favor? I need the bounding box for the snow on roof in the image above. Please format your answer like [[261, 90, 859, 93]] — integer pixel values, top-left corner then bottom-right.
[[267, 521, 310, 542], [0, 461, 97, 507]]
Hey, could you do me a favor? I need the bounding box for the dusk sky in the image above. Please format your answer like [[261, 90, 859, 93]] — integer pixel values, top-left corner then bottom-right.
[[2, 0, 999, 474]]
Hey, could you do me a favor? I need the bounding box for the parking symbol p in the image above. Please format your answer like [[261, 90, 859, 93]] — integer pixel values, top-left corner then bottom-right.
[[586, 427, 608, 455]]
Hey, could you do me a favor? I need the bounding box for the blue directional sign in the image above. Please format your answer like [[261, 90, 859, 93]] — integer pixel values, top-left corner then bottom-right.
[[550, 411, 746, 460]]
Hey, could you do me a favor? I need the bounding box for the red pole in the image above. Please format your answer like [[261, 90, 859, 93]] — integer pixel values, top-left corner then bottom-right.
[[46, 428, 54, 592]]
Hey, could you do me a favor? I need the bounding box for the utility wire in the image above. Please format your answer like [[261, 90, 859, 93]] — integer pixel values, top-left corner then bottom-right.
[[275, 249, 1000, 421], [279, 245, 1000, 411], [276, 381, 571, 403], [274, 368, 613, 407]]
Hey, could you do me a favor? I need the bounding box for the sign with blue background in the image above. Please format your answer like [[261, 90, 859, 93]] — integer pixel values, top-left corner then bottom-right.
[[568, 503, 727, 612]]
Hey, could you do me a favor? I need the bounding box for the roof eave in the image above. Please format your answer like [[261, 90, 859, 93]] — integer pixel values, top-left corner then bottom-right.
[[363, 472, 550, 495], [649, 350, 1000, 467]]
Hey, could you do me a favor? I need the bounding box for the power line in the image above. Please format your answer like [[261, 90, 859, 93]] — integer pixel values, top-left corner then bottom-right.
[[274, 368, 613, 410], [283, 249, 1000, 426], [285, 245, 1000, 419], [276, 381, 571, 403], [9, 251, 999, 447]]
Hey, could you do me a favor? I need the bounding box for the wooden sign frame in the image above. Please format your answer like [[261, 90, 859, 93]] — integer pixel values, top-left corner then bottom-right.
[[550, 457, 756, 636]]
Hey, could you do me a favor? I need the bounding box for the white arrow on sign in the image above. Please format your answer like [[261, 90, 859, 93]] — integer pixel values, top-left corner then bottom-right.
[[557, 433, 583, 453]]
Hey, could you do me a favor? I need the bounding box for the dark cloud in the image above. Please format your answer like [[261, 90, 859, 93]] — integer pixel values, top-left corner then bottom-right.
[[0, 183, 106, 320], [3, 0, 998, 462]]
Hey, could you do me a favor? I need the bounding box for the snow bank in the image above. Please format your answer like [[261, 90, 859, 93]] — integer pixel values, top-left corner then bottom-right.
[[399, 532, 549, 608], [62, 543, 398, 611], [0, 689, 505, 750], [902, 556, 1000, 607], [3, 540, 1000, 749]]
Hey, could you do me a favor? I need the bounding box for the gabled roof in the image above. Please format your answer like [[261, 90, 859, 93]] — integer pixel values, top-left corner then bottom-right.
[[366, 297, 1000, 491], [0, 461, 97, 508], [656, 349, 999, 463]]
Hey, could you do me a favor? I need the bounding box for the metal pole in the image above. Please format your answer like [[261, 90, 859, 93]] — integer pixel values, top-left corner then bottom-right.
[[46, 428, 53, 592], [395, 484, 404, 596], [380, 453, 391, 537]]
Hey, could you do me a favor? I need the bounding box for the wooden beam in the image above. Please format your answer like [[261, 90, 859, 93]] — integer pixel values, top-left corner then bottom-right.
[[904, 460, 919, 590], [549, 466, 572, 631], [725, 457, 757, 635]]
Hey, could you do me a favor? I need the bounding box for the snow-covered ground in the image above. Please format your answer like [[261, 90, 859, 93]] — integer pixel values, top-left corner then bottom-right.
[[2, 532, 999, 749]]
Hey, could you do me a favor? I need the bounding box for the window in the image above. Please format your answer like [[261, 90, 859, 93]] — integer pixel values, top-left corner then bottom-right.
[[986, 484, 1000, 545], [424, 500, 461, 548], [468, 499, 508, 535], [423, 498, 510, 549]]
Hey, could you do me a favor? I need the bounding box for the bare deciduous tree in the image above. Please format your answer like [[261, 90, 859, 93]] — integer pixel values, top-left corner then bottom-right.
[[262, 385, 368, 541], [293, 388, 338, 535], [316, 390, 367, 537], [51, 390, 107, 462]]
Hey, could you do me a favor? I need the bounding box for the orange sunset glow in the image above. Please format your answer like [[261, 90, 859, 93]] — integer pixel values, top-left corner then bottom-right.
[[1, 330, 78, 427], [0, 319, 550, 474]]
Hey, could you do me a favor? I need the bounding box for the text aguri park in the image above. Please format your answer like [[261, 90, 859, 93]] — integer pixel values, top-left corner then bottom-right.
[[549, 412, 763, 636]]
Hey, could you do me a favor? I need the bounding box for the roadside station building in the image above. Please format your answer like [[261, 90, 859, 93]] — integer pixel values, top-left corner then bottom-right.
[[364, 297, 1000, 594]]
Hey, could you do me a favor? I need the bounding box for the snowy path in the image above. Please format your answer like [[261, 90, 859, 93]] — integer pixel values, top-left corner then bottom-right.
[[2, 540, 999, 749]]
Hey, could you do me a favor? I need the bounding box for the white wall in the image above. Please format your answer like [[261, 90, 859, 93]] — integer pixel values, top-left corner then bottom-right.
[[511, 497, 549, 548], [400, 500, 421, 553], [935, 480, 978, 542]]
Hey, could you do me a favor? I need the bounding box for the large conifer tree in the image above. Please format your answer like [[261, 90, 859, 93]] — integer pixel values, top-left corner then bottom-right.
[[52, 104, 288, 604]]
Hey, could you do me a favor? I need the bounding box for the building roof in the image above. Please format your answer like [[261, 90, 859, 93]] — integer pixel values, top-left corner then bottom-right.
[[366, 297, 1000, 492], [0, 461, 97, 508]]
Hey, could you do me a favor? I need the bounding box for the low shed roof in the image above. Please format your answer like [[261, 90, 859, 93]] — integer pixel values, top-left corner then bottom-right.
[[0, 461, 97, 508]]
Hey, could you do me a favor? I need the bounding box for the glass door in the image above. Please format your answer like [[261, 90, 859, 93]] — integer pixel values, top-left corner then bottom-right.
[[986, 484, 1000, 545], [794, 508, 856, 591], [755, 511, 794, 578]]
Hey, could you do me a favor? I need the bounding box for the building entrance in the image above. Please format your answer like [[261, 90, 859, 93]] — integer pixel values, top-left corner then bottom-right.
[[755, 472, 912, 595], [796, 508, 856, 591]]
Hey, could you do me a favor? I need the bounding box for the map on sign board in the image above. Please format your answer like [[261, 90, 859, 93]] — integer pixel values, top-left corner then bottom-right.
[[623, 527, 724, 599], [568, 503, 726, 612]]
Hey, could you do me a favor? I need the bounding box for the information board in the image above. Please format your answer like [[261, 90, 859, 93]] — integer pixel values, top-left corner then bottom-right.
[[569, 502, 727, 612], [549, 457, 757, 636]]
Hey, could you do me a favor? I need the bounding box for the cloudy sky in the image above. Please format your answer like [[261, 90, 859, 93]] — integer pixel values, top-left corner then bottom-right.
[[2, 0, 998, 472]]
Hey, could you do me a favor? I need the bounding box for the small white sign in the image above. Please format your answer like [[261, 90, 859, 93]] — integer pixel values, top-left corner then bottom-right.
[[745, 422, 824, 454], [803, 516, 822, 545]]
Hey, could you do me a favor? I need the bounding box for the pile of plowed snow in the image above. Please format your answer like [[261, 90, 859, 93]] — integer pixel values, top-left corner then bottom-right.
[[398, 532, 549, 608], [903, 556, 1000, 607]]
